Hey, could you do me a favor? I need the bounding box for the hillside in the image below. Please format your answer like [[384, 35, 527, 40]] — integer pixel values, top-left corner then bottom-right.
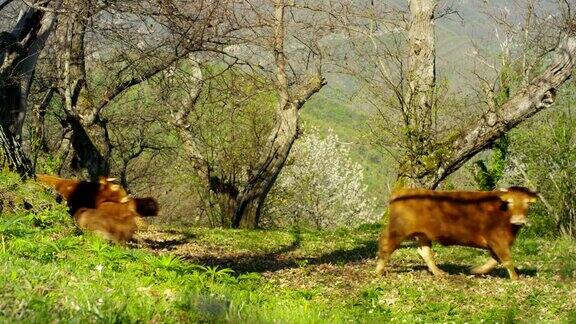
[[1, 187, 575, 322], [2, 0, 575, 321]]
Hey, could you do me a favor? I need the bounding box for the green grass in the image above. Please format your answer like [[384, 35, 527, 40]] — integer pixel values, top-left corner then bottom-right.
[[1, 173, 575, 322]]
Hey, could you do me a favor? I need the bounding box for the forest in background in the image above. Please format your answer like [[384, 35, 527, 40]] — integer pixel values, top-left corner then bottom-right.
[[0, 0, 573, 234], [0, 0, 575, 322]]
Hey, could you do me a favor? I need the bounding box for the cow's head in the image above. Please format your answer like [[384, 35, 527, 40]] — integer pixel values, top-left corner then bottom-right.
[[97, 177, 130, 204], [497, 187, 538, 225]]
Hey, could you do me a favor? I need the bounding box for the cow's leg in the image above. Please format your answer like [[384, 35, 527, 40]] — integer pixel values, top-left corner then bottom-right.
[[416, 236, 446, 277], [375, 229, 403, 276], [470, 256, 499, 275], [490, 244, 519, 280]]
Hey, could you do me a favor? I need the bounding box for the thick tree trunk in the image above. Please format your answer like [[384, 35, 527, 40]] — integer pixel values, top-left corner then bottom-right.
[[397, 0, 438, 188], [0, 0, 61, 177], [231, 106, 300, 228], [230, 1, 325, 228], [405, 0, 436, 143], [64, 117, 109, 179]]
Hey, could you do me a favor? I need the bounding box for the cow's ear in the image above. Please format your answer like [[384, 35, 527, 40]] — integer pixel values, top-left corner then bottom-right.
[[499, 201, 509, 211]]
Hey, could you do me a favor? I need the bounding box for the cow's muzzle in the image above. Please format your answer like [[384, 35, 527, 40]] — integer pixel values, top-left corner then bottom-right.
[[510, 214, 528, 225]]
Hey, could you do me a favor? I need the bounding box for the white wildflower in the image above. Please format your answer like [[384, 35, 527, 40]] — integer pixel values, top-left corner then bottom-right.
[[264, 128, 378, 229]]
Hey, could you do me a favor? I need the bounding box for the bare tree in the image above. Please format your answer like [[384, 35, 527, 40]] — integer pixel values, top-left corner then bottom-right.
[[344, 0, 576, 189], [0, 0, 61, 177], [171, 0, 327, 228], [35, 0, 230, 180]]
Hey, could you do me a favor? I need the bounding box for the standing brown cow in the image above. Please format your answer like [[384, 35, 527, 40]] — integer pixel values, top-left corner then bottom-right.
[[375, 187, 538, 280]]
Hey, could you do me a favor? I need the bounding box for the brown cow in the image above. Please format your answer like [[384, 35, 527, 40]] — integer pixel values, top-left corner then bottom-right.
[[74, 197, 160, 243], [37, 174, 160, 242], [36, 174, 129, 214], [37, 174, 159, 215], [375, 186, 538, 280], [74, 200, 139, 243]]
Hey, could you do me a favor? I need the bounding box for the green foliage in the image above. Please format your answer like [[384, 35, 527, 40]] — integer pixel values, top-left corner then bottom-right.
[[0, 172, 70, 241], [472, 136, 509, 190], [506, 91, 576, 237]]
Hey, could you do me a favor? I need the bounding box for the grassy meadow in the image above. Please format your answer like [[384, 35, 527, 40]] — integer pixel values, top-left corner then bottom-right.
[[1, 173, 575, 323]]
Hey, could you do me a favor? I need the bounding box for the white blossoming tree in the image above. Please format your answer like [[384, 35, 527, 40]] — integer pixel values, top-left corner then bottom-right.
[[263, 128, 378, 229]]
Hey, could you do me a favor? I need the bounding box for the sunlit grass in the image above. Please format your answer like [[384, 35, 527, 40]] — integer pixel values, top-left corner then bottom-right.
[[1, 172, 575, 322]]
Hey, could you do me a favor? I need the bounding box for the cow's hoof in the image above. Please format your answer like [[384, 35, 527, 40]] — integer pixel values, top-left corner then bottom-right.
[[375, 259, 388, 276], [432, 270, 447, 277]]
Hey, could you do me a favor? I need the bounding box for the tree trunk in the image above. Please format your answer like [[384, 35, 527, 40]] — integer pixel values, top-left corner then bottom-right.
[[232, 106, 300, 228], [405, 0, 437, 143], [64, 117, 110, 178], [0, 0, 61, 177], [397, 0, 438, 188], [230, 1, 325, 228]]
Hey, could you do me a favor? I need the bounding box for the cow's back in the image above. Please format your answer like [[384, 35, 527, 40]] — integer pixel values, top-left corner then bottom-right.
[[389, 193, 509, 248]]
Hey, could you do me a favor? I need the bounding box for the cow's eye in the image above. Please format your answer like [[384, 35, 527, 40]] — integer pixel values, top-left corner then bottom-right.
[[500, 201, 509, 211]]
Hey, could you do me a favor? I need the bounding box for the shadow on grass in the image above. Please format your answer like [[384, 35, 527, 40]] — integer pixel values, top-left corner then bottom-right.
[[141, 229, 539, 278], [144, 229, 386, 275], [136, 230, 197, 251], [395, 263, 537, 278], [179, 230, 306, 274], [139, 237, 193, 250], [142, 230, 421, 275]]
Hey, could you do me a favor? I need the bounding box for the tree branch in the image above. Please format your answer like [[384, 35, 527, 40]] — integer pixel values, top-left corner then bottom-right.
[[435, 35, 576, 186], [93, 53, 190, 120], [292, 73, 326, 109]]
